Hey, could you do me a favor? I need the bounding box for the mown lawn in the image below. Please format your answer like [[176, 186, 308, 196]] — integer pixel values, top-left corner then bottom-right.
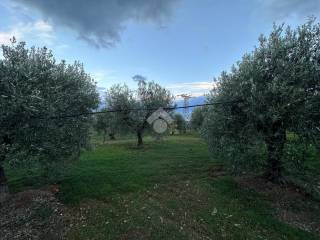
[[6, 135, 320, 239]]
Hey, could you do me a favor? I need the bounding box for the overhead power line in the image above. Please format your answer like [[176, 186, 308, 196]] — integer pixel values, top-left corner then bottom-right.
[[31, 100, 242, 120]]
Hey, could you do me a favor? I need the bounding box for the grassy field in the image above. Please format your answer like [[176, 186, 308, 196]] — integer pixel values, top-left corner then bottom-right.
[[5, 135, 320, 239]]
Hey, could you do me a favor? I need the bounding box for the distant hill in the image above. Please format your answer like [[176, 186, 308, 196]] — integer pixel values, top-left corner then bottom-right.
[[175, 96, 207, 111], [175, 96, 206, 107], [174, 96, 207, 118]]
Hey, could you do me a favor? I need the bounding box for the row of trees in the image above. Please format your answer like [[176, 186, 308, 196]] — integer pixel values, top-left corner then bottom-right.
[[0, 40, 99, 198], [1, 19, 318, 202], [94, 109, 188, 143]]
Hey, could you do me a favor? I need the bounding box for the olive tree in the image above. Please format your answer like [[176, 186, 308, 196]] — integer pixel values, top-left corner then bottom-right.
[[106, 75, 174, 146], [95, 112, 114, 142], [173, 113, 187, 134], [0, 40, 99, 197], [190, 107, 206, 131], [202, 20, 320, 183], [94, 110, 127, 142]]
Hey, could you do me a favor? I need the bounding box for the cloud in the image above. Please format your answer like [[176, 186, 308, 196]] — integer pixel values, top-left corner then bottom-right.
[[167, 81, 215, 98], [260, 0, 320, 20], [91, 71, 107, 83], [0, 20, 54, 45], [96, 87, 107, 102], [91, 70, 119, 83], [0, 32, 15, 45], [13, 0, 179, 48]]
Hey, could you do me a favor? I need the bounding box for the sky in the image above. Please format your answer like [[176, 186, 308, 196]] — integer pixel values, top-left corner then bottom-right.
[[0, 0, 319, 98]]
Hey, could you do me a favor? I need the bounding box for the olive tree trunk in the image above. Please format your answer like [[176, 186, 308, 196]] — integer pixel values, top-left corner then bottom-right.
[[103, 131, 106, 143], [109, 133, 116, 140], [137, 130, 143, 146], [0, 165, 9, 203], [264, 127, 286, 183]]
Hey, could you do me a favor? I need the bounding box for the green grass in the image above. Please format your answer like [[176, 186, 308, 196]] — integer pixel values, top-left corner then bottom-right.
[[58, 136, 212, 203], [6, 135, 320, 239]]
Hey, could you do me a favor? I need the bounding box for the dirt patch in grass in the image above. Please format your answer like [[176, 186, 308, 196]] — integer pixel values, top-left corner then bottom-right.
[[0, 187, 72, 240], [235, 176, 320, 235]]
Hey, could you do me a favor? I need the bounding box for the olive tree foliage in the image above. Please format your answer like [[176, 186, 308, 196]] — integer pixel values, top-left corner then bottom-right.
[[0, 40, 99, 188], [173, 113, 187, 134], [190, 107, 206, 131], [94, 110, 127, 142], [106, 75, 174, 146], [202, 20, 320, 182]]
